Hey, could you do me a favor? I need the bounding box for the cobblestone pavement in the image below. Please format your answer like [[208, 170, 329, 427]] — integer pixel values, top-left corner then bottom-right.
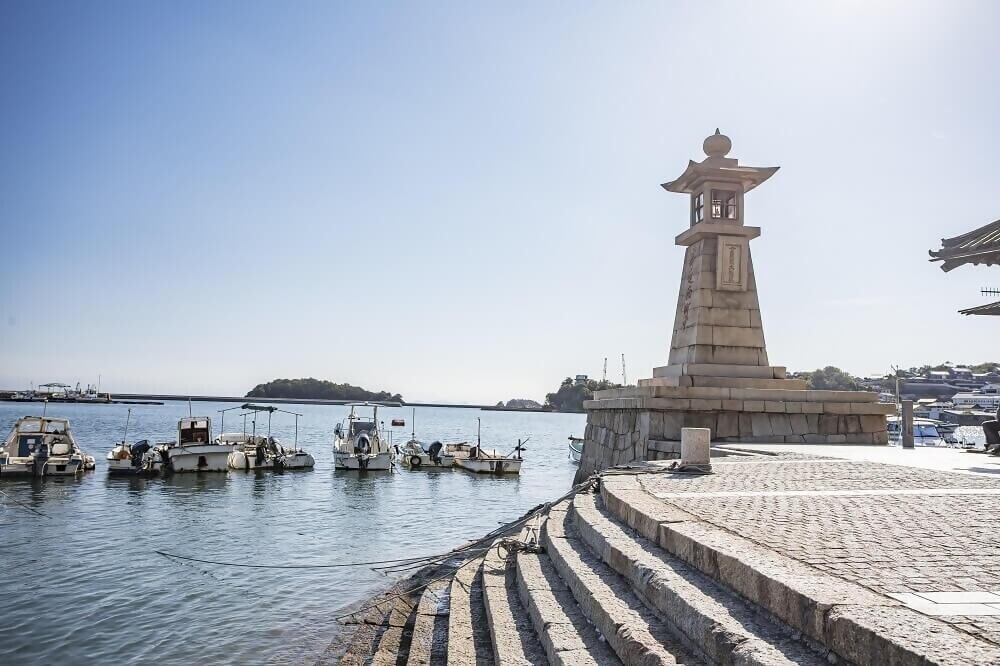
[[640, 456, 1000, 646]]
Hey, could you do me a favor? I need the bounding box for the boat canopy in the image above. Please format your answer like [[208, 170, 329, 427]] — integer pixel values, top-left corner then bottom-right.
[[241, 403, 278, 413]]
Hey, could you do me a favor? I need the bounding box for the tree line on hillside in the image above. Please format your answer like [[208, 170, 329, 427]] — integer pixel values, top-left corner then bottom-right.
[[246, 378, 403, 403], [896, 362, 999, 376], [545, 377, 621, 413]]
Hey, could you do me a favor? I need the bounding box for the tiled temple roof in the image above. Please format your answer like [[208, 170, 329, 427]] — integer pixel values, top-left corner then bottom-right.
[[929, 219, 1000, 272], [958, 299, 1000, 317]]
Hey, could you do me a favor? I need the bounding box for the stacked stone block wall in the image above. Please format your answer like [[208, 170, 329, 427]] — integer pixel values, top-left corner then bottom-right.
[[576, 407, 888, 480]]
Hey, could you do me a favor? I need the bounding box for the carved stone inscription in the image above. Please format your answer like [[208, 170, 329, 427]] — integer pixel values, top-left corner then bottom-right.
[[716, 235, 749, 292]]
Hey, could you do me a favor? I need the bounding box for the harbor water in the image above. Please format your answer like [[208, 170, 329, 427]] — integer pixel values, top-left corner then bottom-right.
[[0, 401, 585, 665]]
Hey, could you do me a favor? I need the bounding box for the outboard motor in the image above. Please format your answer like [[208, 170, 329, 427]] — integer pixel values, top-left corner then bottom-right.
[[130, 440, 151, 468], [33, 443, 49, 477], [428, 441, 444, 465]]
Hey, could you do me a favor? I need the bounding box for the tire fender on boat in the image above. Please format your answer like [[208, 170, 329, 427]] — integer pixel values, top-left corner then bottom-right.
[[409, 455, 421, 468]]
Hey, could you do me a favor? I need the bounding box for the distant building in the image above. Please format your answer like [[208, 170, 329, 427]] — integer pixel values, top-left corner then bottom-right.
[[574, 375, 589, 386], [952, 392, 1000, 410]]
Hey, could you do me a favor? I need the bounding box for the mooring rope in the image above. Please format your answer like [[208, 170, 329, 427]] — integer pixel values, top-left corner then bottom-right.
[[155, 475, 598, 575], [0, 488, 51, 519], [154, 550, 458, 570]]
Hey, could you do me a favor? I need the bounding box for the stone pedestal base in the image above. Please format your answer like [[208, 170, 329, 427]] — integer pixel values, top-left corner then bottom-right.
[[576, 384, 892, 479]]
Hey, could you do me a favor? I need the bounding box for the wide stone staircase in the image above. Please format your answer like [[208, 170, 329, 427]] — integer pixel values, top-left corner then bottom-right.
[[341, 478, 843, 666]]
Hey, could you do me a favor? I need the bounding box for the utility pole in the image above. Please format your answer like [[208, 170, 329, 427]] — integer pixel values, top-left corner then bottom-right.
[[602, 357, 607, 383], [621, 354, 627, 387]]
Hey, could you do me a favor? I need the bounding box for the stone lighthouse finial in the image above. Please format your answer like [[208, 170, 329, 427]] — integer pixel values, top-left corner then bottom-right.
[[703, 128, 731, 158]]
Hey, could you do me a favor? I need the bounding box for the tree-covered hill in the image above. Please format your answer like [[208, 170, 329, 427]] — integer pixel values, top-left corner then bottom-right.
[[545, 377, 620, 413], [246, 378, 403, 403]]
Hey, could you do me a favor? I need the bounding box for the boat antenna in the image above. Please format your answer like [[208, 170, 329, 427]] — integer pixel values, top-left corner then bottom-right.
[[477, 417, 481, 448], [411, 407, 416, 441], [42, 398, 48, 417], [188, 397, 193, 417], [122, 408, 132, 445], [294, 413, 299, 452]]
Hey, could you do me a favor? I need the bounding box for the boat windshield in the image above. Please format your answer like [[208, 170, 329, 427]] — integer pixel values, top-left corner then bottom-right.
[[17, 419, 43, 433], [351, 421, 376, 435], [915, 424, 940, 438]]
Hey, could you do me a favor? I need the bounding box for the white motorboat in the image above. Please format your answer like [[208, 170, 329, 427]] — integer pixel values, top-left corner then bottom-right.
[[886, 417, 961, 448], [156, 416, 234, 472], [568, 436, 584, 464], [333, 403, 392, 471], [395, 410, 454, 469], [107, 409, 163, 476], [0, 416, 95, 477], [452, 419, 524, 475], [398, 439, 455, 469], [107, 440, 163, 475], [223, 403, 314, 471]]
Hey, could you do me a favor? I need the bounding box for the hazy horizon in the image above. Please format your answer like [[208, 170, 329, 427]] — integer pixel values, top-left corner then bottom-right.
[[2, 1, 998, 404]]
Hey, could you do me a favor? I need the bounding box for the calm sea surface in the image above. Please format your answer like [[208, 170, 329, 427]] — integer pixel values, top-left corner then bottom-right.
[[0, 401, 585, 665]]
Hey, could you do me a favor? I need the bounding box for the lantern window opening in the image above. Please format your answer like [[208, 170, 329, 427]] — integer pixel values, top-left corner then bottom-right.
[[710, 189, 737, 220], [692, 192, 704, 224]]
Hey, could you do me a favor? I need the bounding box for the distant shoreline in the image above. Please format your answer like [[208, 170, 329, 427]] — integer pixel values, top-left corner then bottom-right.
[[0, 391, 576, 413], [107, 393, 559, 411]]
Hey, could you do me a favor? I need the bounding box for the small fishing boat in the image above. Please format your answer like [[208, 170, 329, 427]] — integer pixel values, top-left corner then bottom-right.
[[396, 409, 454, 469], [107, 409, 163, 475], [0, 416, 95, 477], [333, 403, 392, 471], [398, 440, 455, 469], [156, 416, 234, 472], [224, 404, 314, 470], [568, 436, 584, 464], [452, 419, 524, 475]]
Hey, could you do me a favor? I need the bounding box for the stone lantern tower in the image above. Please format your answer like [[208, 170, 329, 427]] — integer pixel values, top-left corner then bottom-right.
[[658, 129, 779, 378], [576, 131, 891, 478]]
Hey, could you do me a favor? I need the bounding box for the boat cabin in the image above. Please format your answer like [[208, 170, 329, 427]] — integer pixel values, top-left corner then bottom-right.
[[5, 417, 74, 456], [179, 417, 212, 445]]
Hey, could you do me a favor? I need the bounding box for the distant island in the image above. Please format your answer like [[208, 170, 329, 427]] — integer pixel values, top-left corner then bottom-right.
[[246, 378, 404, 403], [494, 398, 544, 410]]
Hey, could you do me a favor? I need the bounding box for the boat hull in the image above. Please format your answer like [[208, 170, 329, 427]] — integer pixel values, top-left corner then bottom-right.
[[454, 457, 521, 474], [334, 452, 392, 471], [0, 456, 83, 476], [164, 445, 234, 473], [107, 458, 162, 476], [228, 450, 315, 470], [401, 453, 455, 469]]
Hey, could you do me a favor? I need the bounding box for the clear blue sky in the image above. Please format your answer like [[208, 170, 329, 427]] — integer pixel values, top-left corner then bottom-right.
[[2, 1, 998, 403]]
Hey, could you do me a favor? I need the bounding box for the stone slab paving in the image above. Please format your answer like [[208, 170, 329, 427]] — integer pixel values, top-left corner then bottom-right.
[[637, 455, 1000, 648]]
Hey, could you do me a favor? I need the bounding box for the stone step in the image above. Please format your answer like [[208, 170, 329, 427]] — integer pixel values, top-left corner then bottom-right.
[[652, 364, 786, 380], [571, 491, 827, 666], [407, 579, 451, 666], [598, 475, 1000, 666], [370, 603, 415, 666], [447, 556, 495, 666], [514, 524, 620, 665], [542, 500, 697, 665], [480, 530, 548, 665]]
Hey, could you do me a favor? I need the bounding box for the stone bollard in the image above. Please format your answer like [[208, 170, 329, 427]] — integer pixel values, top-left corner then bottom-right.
[[680, 428, 711, 466], [901, 400, 914, 449]]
